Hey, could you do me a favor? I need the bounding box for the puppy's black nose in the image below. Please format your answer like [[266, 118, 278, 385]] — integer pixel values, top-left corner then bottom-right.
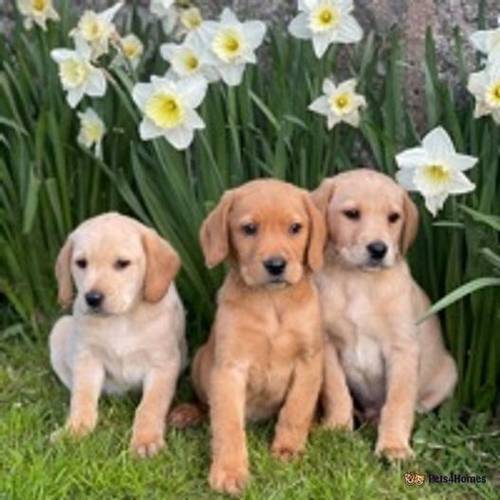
[[85, 291, 104, 309], [263, 257, 287, 276], [367, 241, 388, 260]]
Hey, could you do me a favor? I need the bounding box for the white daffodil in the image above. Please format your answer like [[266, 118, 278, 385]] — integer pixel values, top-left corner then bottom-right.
[[150, 0, 178, 35], [309, 78, 366, 129], [132, 75, 208, 150], [71, 2, 123, 59], [17, 0, 59, 31], [396, 127, 477, 216], [180, 7, 203, 33], [51, 37, 107, 108], [150, 0, 175, 18], [198, 8, 266, 86], [77, 108, 106, 159], [116, 34, 144, 70], [467, 62, 500, 125], [161, 33, 219, 82], [470, 27, 500, 62], [288, 0, 363, 58]]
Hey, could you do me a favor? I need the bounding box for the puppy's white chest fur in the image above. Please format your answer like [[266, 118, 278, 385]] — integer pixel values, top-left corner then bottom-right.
[[85, 319, 151, 393], [336, 284, 387, 408]]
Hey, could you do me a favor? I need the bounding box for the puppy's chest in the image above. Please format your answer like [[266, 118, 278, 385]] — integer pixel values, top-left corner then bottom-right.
[[85, 325, 152, 390]]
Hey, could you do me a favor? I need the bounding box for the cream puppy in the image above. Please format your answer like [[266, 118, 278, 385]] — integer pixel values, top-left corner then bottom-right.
[[312, 169, 457, 461], [49, 213, 186, 457]]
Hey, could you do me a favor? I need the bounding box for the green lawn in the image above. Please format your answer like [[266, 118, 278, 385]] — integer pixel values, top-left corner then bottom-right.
[[0, 340, 498, 499]]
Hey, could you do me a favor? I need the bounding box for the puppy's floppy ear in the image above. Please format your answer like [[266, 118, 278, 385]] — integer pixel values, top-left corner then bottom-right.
[[311, 178, 336, 219], [142, 228, 181, 302], [401, 191, 419, 255], [303, 193, 327, 272], [55, 238, 74, 308], [200, 190, 235, 268]]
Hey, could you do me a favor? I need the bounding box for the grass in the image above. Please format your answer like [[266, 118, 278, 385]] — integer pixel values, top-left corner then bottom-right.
[[1, 340, 498, 500]]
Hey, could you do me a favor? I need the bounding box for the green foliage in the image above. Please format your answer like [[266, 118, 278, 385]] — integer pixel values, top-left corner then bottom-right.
[[0, 3, 498, 412], [1, 342, 498, 499]]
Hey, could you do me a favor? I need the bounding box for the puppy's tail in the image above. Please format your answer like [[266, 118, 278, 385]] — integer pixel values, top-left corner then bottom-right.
[[168, 402, 207, 429]]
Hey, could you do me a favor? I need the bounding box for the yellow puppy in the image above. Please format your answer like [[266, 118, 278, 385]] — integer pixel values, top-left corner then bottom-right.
[[312, 169, 457, 460], [49, 213, 186, 457], [185, 180, 325, 495]]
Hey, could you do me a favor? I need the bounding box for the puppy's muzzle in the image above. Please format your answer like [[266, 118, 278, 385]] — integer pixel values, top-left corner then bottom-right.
[[85, 290, 104, 311], [366, 241, 388, 266], [263, 256, 287, 281]]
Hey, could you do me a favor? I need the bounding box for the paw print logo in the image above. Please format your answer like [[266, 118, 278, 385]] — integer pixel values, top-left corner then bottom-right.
[[404, 472, 426, 486]]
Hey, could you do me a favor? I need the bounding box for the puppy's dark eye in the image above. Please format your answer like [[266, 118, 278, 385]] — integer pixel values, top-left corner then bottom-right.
[[115, 259, 131, 270], [241, 223, 258, 236], [343, 209, 360, 221], [388, 212, 401, 224], [75, 258, 87, 269], [289, 223, 303, 235]]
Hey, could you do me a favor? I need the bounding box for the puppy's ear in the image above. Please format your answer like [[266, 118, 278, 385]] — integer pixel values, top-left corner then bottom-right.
[[142, 229, 181, 302], [401, 191, 419, 255], [200, 190, 235, 268], [311, 178, 336, 219], [55, 238, 74, 308], [303, 194, 327, 272]]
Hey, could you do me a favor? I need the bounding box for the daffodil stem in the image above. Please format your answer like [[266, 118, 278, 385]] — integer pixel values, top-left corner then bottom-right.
[[227, 86, 242, 183]]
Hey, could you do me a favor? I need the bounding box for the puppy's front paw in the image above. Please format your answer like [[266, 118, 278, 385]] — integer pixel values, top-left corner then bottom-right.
[[321, 412, 354, 432], [375, 438, 414, 461], [271, 435, 304, 461], [130, 428, 165, 458], [209, 462, 249, 495], [62, 412, 97, 439]]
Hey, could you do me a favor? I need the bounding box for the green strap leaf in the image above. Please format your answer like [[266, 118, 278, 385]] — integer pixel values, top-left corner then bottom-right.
[[418, 277, 500, 324]]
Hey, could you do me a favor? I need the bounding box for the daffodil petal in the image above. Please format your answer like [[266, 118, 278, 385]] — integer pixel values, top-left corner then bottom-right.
[[86, 69, 106, 97], [424, 192, 448, 217], [422, 126, 456, 160], [67, 87, 85, 108], [218, 63, 245, 86], [51, 49, 75, 62], [395, 168, 417, 190], [308, 96, 330, 115], [395, 147, 429, 169], [184, 109, 205, 130], [243, 21, 266, 48], [470, 30, 488, 53], [327, 114, 341, 130], [447, 171, 476, 194], [132, 83, 153, 109], [220, 7, 239, 25], [322, 78, 337, 95], [342, 109, 361, 127], [446, 153, 478, 172], [100, 1, 122, 24], [139, 119, 164, 140], [180, 77, 208, 108], [288, 13, 311, 40], [312, 32, 331, 58], [338, 78, 357, 94], [165, 126, 195, 150], [333, 15, 363, 44]]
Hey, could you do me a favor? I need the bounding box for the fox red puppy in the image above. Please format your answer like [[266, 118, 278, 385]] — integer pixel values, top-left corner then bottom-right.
[[189, 180, 326, 494]]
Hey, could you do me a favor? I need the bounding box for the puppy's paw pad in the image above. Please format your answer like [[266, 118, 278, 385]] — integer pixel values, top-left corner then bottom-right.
[[376, 443, 414, 461], [209, 465, 248, 495], [130, 433, 165, 458], [168, 403, 205, 429]]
